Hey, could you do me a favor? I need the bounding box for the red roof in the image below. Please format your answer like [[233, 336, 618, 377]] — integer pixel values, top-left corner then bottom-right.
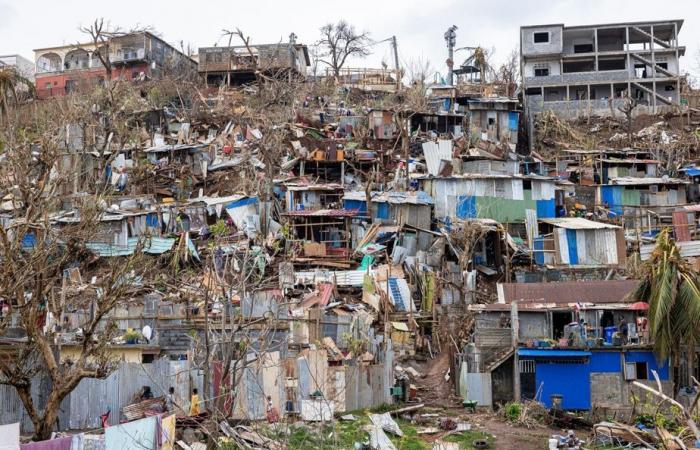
[[501, 280, 639, 304]]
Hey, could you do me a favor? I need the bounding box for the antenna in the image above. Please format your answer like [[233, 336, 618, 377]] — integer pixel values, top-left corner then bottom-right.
[[444, 25, 458, 85]]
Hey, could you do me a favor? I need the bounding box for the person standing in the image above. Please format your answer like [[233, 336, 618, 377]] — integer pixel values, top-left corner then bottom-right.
[[188, 388, 200, 416]]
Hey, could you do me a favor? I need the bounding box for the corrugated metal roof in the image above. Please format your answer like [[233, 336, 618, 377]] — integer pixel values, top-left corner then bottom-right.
[[282, 209, 359, 217], [86, 237, 176, 257], [422, 140, 453, 176], [518, 349, 591, 357], [609, 176, 688, 185], [540, 217, 620, 230], [342, 191, 434, 205], [294, 269, 369, 287], [641, 240, 700, 260], [499, 279, 639, 304], [143, 143, 207, 153]]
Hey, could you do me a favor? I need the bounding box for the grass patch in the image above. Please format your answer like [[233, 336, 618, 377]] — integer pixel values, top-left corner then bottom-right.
[[253, 414, 490, 449], [442, 430, 495, 449]]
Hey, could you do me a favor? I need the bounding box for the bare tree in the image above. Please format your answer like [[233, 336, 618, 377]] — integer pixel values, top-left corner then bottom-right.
[[407, 56, 434, 88], [618, 93, 638, 146], [317, 20, 371, 77], [0, 97, 145, 440], [494, 48, 520, 97]]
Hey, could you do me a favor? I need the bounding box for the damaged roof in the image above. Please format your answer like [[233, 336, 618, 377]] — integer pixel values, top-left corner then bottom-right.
[[539, 218, 620, 230], [342, 191, 434, 205], [497, 279, 639, 305]]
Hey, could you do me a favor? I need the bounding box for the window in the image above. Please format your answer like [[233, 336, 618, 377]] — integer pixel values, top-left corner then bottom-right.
[[142, 354, 155, 364], [534, 32, 550, 44], [574, 44, 594, 53], [624, 361, 648, 380], [534, 66, 549, 77], [44, 82, 52, 89]]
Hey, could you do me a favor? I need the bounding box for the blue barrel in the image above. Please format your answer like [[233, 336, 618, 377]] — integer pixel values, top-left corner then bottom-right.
[[604, 326, 617, 344]]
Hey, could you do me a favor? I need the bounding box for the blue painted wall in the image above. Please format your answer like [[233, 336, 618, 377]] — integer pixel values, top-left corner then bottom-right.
[[625, 351, 670, 379], [536, 361, 591, 409], [343, 199, 367, 213], [566, 229, 579, 264], [376, 202, 390, 220], [529, 350, 667, 411], [534, 237, 545, 265], [589, 351, 622, 372], [536, 199, 556, 219], [601, 186, 623, 216]]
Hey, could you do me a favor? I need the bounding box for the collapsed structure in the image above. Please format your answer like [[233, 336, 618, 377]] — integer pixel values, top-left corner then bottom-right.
[[0, 15, 699, 450]]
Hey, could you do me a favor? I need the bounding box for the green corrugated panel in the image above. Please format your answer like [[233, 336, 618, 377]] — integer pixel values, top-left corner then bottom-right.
[[621, 188, 641, 206], [475, 196, 535, 223]]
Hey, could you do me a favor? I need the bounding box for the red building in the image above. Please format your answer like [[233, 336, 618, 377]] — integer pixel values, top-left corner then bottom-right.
[[34, 31, 197, 99]]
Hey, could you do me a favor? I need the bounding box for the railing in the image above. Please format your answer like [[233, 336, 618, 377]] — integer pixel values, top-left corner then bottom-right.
[[329, 67, 398, 85], [111, 48, 146, 63]]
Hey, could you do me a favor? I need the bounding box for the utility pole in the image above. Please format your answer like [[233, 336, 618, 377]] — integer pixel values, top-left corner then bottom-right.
[[444, 25, 458, 86], [390, 35, 401, 91]]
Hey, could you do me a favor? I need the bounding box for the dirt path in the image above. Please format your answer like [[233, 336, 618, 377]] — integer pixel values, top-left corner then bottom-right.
[[476, 415, 564, 450], [413, 352, 463, 407]]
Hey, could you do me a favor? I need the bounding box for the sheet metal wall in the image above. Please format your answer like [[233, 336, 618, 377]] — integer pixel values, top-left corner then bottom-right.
[[0, 358, 203, 433]]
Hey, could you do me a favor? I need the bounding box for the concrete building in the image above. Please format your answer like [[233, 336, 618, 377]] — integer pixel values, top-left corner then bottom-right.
[[0, 54, 35, 81], [521, 20, 685, 126], [34, 31, 197, 98], [198, 35, 310, 86]]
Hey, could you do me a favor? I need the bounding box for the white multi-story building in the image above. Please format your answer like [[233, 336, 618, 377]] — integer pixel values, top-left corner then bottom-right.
[[0, 54, 35, 81], [521, 20, 685, 127]]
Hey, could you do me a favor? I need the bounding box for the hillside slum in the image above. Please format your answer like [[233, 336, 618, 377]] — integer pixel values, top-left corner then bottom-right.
[[3, 17, 700, 450]]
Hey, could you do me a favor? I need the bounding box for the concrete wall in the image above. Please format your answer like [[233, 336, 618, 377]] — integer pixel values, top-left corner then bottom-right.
[[519, 312, 548, 340], [521, 26, 564, 56], [523, 58, 561, 78]]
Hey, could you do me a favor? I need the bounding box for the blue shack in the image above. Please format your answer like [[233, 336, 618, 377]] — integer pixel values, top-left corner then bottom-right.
[[518, 348, 669, 410]]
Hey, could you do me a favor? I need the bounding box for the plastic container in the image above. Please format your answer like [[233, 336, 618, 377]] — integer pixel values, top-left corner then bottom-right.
[[604, 326, 617, 344]]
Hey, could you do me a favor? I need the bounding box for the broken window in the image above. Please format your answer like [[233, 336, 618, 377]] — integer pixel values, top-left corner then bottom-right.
[[573, 44, 593, 53], [534, 32, 550, 44], [624, 361, 648, 380], [563, 59, 595, 73], [598, 58, 625, 71], [534, 64, 549, 77], [525, 88, 541, 96]]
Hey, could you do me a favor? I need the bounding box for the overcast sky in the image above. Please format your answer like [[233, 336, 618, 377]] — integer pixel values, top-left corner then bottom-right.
[[1, 0, 699, 80]]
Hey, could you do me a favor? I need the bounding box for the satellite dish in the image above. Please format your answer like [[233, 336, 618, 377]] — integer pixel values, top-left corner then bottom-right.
[[142, 325, 152, 341]]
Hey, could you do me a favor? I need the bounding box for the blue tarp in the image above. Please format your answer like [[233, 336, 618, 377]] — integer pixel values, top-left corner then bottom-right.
[[225, 197, 258, 209], [682, 167, 700, 177], [456, 196, 477, 219], [518, 349, 591, 357]]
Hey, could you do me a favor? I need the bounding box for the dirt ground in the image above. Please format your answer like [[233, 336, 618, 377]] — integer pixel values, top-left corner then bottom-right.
[[407, 353, 574, 450], [476, 415, 564, 450]]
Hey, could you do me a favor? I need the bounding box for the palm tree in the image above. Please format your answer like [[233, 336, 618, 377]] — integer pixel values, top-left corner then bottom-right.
[[0, 67, 35, 116], [632, 228, 700, 391]]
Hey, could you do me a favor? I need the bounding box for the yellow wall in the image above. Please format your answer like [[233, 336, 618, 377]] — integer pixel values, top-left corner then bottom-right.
[[60, 346, 144, 363]]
